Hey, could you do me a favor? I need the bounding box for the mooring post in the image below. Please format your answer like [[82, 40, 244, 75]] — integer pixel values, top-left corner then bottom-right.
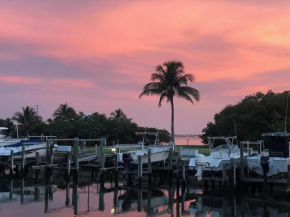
[[67, 152, 71, 180], [100, 138, 105, 169], [240, 142, 244, 188], [287, 164, 290, 196], [10, 150, 14, 177], [9, 179, 13, 200], [137, 187, 142, 212], [182, 160, 186, 182], [148, 149, 152, 188], [138, 155, 143, 187], [46, 140, 49, 166], [114, 153, 118, 187], [73, 179, 79, 215], [49, 141, 54, 165], [230, 158, 235, 189], [35, 152, 40, 182], [21, 143, 25, 176], [65, 180, 70, 206], [222, 163, 227, 189], [74, 138, 79, 180]]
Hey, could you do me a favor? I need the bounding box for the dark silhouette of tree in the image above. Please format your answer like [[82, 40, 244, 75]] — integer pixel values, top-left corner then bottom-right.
[[110, 109, 130, 121], [53, 103, 77, 121], [139, 60, 200, 143]]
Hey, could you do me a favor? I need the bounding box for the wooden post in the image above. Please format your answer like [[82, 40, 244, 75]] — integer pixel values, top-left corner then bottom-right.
[[138, 155, 142, 187], [182, 161, 185, 182], [35, 152, 40, 182], [148, 149, 152, 174], [114, 153, 118, 187], [9, 179, 13, 200], [137, 187, 142, 212], [240, 142, 244, 185], [21, 143, 25, 175], [73, 180, 78, 215], [74, 138, 79, 182], [10, 150, 14, 177], [100, 138, 105, 168], [49, 141, 54, 165], [222, 163, 227, 189], [169, 148, 173, 170], [46, 140, 49, 166], [287, 164, 290, 195], [67, 152, 71, 180], [65, 180, 70, 206], [230, 158, 235, 188]]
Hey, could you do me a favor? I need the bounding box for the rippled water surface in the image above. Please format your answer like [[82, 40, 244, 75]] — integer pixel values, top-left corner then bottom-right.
[[1, 174, 289, 217]]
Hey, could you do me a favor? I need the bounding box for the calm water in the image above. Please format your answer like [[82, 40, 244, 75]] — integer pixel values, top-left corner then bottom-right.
[[175, 137, 203, 146], [1, 175, 289, 217]]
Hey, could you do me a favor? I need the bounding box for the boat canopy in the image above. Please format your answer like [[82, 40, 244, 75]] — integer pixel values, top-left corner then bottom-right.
[[262, 132, 290, 137], [208, 136, 237, 150], [0, 127, 8, 131]]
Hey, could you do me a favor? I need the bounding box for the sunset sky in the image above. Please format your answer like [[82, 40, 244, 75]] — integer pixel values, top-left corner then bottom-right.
[[0, 1, 290, 134]]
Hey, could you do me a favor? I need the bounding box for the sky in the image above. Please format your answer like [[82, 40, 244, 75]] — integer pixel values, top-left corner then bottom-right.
[[0, 1, 290, 134]]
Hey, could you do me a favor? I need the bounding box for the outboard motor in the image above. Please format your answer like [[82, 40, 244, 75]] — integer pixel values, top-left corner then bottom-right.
[[260, 156, 269, 182], [122, 152, 132, 171], [195, 154, 207, 181]]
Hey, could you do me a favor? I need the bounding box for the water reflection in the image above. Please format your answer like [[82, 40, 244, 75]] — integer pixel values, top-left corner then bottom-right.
[[0, 175, 290, 217]]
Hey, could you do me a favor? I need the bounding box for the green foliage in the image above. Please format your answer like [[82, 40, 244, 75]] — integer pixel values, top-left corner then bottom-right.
[[2, 105, 171, 144], [201, 90, 290, 144]]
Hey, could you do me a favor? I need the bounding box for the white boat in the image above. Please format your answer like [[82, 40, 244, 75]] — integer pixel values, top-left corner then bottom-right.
[[247, 132, 290, 178], [0, 136, 57, 160], [0, 127, 25, 147], [116, 131, 171, 170], [189, 136, 248, 181]]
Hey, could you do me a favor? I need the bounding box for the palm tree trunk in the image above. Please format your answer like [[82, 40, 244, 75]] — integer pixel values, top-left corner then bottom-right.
[[170, 98, 175, 146]]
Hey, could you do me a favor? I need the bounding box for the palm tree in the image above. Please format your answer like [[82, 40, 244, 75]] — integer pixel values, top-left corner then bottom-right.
[[13, 106, 37, 125], [110, 109, 129, 121], [53, 103, 77, 120], [139, 60, 200, 144]]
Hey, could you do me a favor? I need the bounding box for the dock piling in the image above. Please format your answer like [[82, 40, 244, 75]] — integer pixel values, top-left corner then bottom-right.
[[35, 152, 40, 182], [138, 155, 143, 187], [10, 150, 14, 177], [21, 143, 25, 176]]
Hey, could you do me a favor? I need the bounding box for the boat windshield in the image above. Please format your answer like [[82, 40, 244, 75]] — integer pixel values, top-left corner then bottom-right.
[[212, 144, 230, 152]]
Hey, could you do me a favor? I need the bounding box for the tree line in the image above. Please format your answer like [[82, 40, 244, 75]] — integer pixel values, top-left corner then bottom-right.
[[201, 90, 290, 144], [0, 104, 171, 144], [1, 60, 201, 145]]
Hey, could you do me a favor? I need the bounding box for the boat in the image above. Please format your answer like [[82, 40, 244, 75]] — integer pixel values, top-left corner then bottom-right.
[[117, 130, 171, 171], [247, 132, 290, 178], [189, 136, 248, 181], [0, 136, 57, 161], [0, 127, 25, 147]]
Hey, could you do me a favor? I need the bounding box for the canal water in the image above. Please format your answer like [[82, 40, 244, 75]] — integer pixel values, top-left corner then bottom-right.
[[175, 136, 203, 146], [0, 175, 289, 217]]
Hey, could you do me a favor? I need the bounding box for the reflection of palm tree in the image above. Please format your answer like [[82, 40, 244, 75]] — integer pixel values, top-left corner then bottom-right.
[[53, 103, 77, 120], [110, 109, 130, 121], [139, 60, 200, 144]]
